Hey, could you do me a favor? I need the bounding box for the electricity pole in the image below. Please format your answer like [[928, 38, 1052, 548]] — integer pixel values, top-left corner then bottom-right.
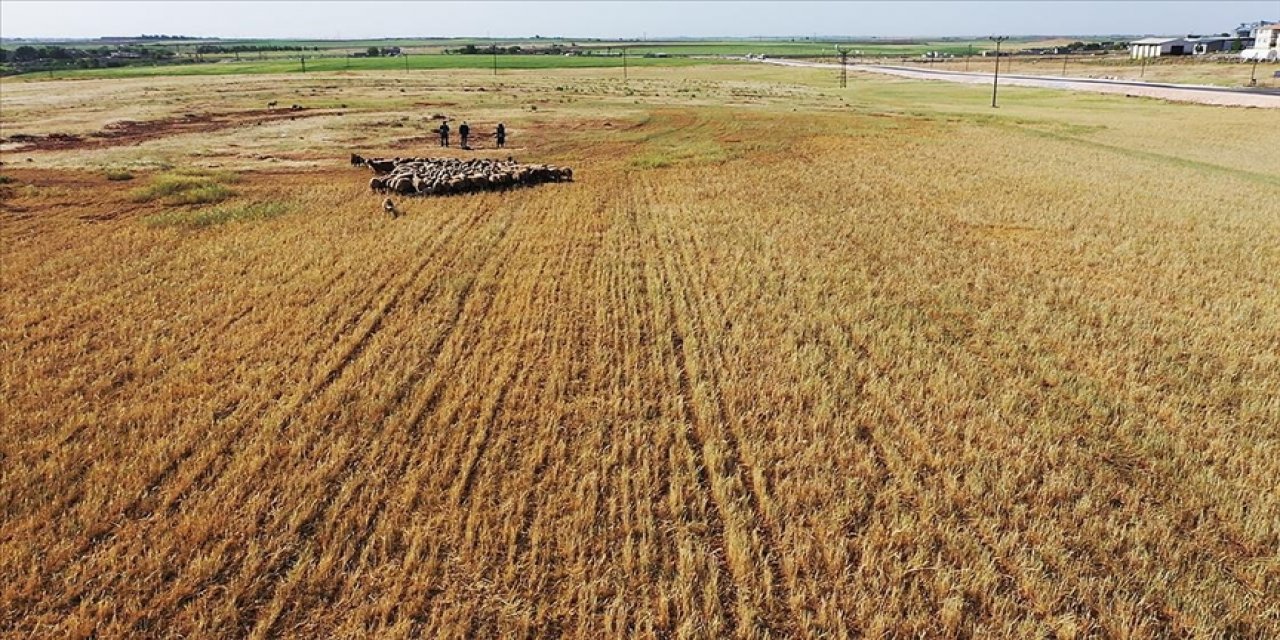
[[300, 56, 306, 73], [836, 46, 851, 88], [622, 47, 628, 82], [492, 45, 498, 76], [966, 44, 972, 71], [1061, 49, 1069, 76], [1140, 54, 1147, 78], [404, 52, 409, 71], [989, 36, 1008, 107], [1250, 56, 1259, 86]]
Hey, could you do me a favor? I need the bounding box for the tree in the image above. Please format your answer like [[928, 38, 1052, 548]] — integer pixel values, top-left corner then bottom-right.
[[367, 46, 381, 57], [13, 45, 37, 62]]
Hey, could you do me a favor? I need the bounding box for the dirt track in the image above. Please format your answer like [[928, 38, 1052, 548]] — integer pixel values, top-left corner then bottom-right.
[[759, 58, 1280, 108]]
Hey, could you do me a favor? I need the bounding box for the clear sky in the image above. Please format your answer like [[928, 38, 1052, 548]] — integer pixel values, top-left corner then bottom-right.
[[1, 1, 1276, 40]]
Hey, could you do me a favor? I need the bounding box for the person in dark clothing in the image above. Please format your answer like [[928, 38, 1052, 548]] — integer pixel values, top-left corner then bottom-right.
[[438, 121, 450, 147], [459, 121, 471, 149], [495, 123, 506, 148]]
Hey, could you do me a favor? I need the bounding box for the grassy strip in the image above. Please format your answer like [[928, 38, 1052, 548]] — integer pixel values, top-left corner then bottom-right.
[[22, 53, 724, 81], [129, 170, 239, 205], [144, 201, 291, 229]]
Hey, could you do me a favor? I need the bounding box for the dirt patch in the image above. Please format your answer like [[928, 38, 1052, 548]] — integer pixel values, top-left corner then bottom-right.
[[391, 135, 440, 147], [2, 108, 339, 152]]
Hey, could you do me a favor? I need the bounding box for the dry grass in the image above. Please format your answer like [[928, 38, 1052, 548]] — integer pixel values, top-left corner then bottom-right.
[[1, 65, 1279, 638]]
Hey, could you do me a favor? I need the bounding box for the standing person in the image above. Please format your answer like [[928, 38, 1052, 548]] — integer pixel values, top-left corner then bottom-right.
[[495, 122, 506, 149], [438, 120, 450, 147], [459, 121, 471, 149]]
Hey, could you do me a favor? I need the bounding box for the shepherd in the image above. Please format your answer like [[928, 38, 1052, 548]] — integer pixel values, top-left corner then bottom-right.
[[438, 121, 450, 147], [495, 123, 506, 149], [459, 121, 471, 150]]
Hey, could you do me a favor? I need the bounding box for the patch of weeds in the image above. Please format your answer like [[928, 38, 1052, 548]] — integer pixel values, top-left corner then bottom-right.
[[104, 168, 134, 181], [0, 175, 14, 185], [129, 170, 238, 205], [144, 200, 291, 229], [629, 140, 728, 170], [629, 152, 673, 169]]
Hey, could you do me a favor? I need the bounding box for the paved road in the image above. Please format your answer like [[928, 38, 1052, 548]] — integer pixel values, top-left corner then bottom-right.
[[756, 58, 1280, 108]]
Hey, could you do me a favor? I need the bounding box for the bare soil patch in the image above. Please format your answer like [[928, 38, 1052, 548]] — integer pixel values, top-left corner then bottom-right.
[[1, 108, 338, 152]]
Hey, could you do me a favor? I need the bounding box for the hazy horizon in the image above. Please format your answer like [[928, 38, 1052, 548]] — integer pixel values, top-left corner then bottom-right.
[[2, 1, 1275, 41]]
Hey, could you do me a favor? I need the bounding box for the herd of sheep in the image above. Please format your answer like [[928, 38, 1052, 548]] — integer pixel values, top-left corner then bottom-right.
[[355, 155, 574, 197]]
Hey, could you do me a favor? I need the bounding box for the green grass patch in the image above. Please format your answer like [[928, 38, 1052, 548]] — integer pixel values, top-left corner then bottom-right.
[[145, 201, 291, 229], [129, 171, 238, 205], [104, 169, 135, 181], [630, 140, 728, 169], [629, 152, 674, 169]]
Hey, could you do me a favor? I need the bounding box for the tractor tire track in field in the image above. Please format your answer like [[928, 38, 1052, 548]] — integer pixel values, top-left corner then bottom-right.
[[667, 190, 805, 630], [630, 190, 743, 634], [4, 247, 385, 620], [31, 203, 497, 633], [246, 206, 522, 639], [324, 205, 540, 632], [315, 224, 525, 593], [3, 221, 368, 547], [643, 174, 801, 637], [330, 207, 531, 615]]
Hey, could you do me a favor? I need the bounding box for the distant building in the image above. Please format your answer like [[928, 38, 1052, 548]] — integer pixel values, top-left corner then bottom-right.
[[1235, 20, 1275, 39], [1129, 37, 1192, 58], [1241, 23, 1280, 60], [1189, 36, 1251, 54]]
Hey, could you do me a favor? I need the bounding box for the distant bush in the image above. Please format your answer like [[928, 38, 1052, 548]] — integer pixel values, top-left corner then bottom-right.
[[0, 174, 14, 184], [104, 168, 134, 181]]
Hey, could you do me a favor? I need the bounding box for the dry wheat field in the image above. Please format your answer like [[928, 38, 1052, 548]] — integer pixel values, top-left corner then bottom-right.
[[2, 65, 1279, 638]]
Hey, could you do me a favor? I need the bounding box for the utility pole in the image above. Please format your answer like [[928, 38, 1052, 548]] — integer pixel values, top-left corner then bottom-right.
[[300, 56, 306, 73], [966, 44, 972, 71], [989, 36, 1008, 107], [1061, 49, 1069, 76], [835, 46, 851, 88], [492, 45, 498, 76], [1250, 56, 1259, 86], [622, 47, 628, 83], [404, 52, 409, 71], [1140, 54, 1147, 78]]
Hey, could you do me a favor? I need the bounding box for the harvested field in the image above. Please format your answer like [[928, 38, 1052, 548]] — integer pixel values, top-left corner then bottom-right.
[[2, 65, 1279, 638]]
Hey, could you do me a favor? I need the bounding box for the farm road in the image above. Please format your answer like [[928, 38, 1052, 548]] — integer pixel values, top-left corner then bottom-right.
[[757, 57, 1280, 108]]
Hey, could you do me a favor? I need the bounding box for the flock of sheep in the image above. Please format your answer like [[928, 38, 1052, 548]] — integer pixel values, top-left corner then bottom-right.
[[355, 154, 574, 198]]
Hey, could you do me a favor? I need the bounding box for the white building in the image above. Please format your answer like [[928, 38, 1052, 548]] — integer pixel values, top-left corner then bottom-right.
[[1130, 37, 1192, 59], [1241, 23, 1279, 60]]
